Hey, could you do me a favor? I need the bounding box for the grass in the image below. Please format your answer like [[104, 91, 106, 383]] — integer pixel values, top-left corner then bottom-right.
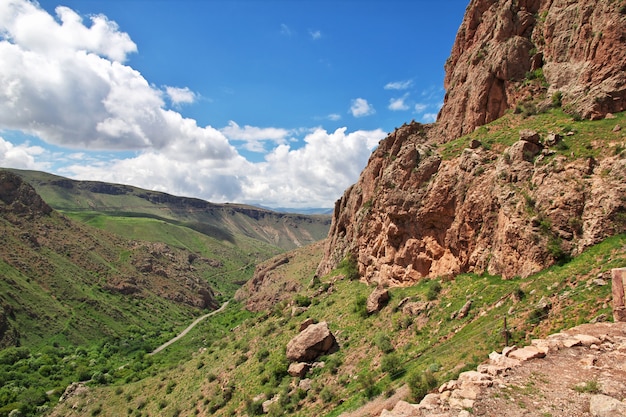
[[439, 109, 625, 161], [46, 233, 626, 417]]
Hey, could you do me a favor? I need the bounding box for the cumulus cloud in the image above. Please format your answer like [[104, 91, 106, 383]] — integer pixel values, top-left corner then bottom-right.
[[0, 0, 235, 161], [309, 30, 321, 40], [0, 1, 387, 208], [165, 86, 196, 106], [59, 127, 385, 208], [414, 103, 428, 113], [0, 136, 47, 170], [422, 113, 438, 123], [241, 127, 384, 207], [350, 98, 375, 118], [384, 79, 413, 90], [389, 94, 410, 111], [220, 121, 290, 153]]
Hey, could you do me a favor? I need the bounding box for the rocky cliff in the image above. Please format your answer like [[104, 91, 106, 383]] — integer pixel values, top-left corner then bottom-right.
[[438, 0, 626, 139], [317, 0, 626, 285]]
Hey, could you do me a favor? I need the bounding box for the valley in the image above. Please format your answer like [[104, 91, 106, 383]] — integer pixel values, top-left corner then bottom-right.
[[1, 0, 625, 416]]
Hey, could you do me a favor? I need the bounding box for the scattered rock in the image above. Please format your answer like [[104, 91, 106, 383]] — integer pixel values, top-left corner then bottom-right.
[[286, 321, 338, 362], [469, 139, 482, 149], [519, 129, 541, 144], [589, 394, 626, 417], [288, 362, 310, 378], [402, 301, 430, 316], [299, 318, 316, 332], [507, 346, 547, 361], [456, 300, 472, 319], [367, 287, 390, 314]]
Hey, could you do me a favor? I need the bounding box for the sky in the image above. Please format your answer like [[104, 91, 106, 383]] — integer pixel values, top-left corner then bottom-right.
[[0, 0, 468, 210]]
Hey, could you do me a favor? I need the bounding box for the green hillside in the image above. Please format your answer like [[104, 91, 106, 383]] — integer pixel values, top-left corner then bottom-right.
[[5, 169, 331, 252], [45, 234, 626, 417]]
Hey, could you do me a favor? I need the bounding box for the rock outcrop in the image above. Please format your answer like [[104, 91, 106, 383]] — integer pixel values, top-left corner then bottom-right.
[[378, 322, 626, 416], [317, 0, 626, 286], [286, 321, 338, 362], [317, 122, 626, 285], [0, 171, 52, 221], [438, 0, 626, 140]]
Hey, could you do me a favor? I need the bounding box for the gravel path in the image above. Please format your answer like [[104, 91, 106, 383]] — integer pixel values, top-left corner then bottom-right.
[[149, 300, 229, 355]]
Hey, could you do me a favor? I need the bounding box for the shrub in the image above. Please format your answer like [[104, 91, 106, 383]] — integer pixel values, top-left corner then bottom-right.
[[320, 386, 335, 403], [407, 370, 438, 402], [373, 333, 394, 353], [354, 295, 368, 318], [381, 353, 404, 378], [245, 398, 264, 416], [359, 372, 381, 399], [338, 254, 360, 281], [426, 281, 442, 301], [551, 91, 563, 108], [294, 295, 311, 307]]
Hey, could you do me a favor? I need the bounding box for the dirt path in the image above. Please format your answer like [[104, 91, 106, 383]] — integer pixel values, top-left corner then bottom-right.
[[149, 300, 229, 355]]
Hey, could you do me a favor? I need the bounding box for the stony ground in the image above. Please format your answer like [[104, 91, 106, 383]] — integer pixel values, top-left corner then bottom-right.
[[345, 322, 626, 417]]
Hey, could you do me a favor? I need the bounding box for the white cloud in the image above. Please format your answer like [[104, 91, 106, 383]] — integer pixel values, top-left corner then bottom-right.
[[241, 127, 385, 207], [0, 1, 136, 62], [384, 79, 413, 90], [165, 86, 196, 106], [0, 0, 236, 161], [422, 113, 438, 123], [58, 127, 386, 208], [327, 113, 341, 121], [220, 121, 289, 153], [350, 98, 375, 118], [280, 23, 292, 36], [388, 94, 410, 111], [309, 30, 321, 40], [0, 136, 47, 170], [414, 103, 428, 113]]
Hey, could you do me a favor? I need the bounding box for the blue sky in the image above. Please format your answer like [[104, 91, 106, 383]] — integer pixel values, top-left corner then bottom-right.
[[0, 0, 467, 209]]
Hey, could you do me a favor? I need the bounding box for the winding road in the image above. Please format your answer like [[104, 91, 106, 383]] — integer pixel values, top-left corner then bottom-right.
[[149, 300, 230, 355]]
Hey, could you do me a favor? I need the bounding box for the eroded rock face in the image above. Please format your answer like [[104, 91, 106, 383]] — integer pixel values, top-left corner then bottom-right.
[[317, 123, 626, 285], [438, 0, 626, 140], [0, 171, 53, 220], [317, 0, 626, 286], [286, 321, 338, 362]]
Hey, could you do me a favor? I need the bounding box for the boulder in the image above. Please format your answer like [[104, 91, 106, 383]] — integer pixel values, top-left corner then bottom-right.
[[367, 287, 390, 314], [589, 394, 626, 417], [287, 362, 310, 378], [286, 321, 338, 362]]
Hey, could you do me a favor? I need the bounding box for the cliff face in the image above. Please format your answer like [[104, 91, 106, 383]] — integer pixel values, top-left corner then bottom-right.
[[317, 0, 626, 285], [438, 0, 626, 139]]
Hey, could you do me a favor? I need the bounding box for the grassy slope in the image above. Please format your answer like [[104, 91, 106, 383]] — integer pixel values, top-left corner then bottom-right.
[[45, 109, 626, 417], [6, 169, 331, 252], [46, 234, 625, 417]]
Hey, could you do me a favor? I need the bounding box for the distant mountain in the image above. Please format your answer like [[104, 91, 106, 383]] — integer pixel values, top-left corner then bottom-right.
[[258, 205, 334, 215], [4, 168, 331, 252]]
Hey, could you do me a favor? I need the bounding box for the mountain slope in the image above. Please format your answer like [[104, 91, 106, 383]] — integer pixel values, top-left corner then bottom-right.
[[5, 168, 331, 252], [317, 0, 626, 285]]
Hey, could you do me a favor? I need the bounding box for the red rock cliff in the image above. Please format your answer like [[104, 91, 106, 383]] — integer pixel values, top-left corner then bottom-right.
[[438, 0, 626, 139], [317, 0, 626, 284]]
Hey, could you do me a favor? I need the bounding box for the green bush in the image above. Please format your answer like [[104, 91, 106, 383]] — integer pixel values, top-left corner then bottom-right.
[[407, 370, 438, 402], [354, 295, 368, 318], [426, 281, 442, 301], [373, 333, 394, 353], [381, 353, 404, 378], [294, 295, 311, 307], [338, 254, 360, 281]]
